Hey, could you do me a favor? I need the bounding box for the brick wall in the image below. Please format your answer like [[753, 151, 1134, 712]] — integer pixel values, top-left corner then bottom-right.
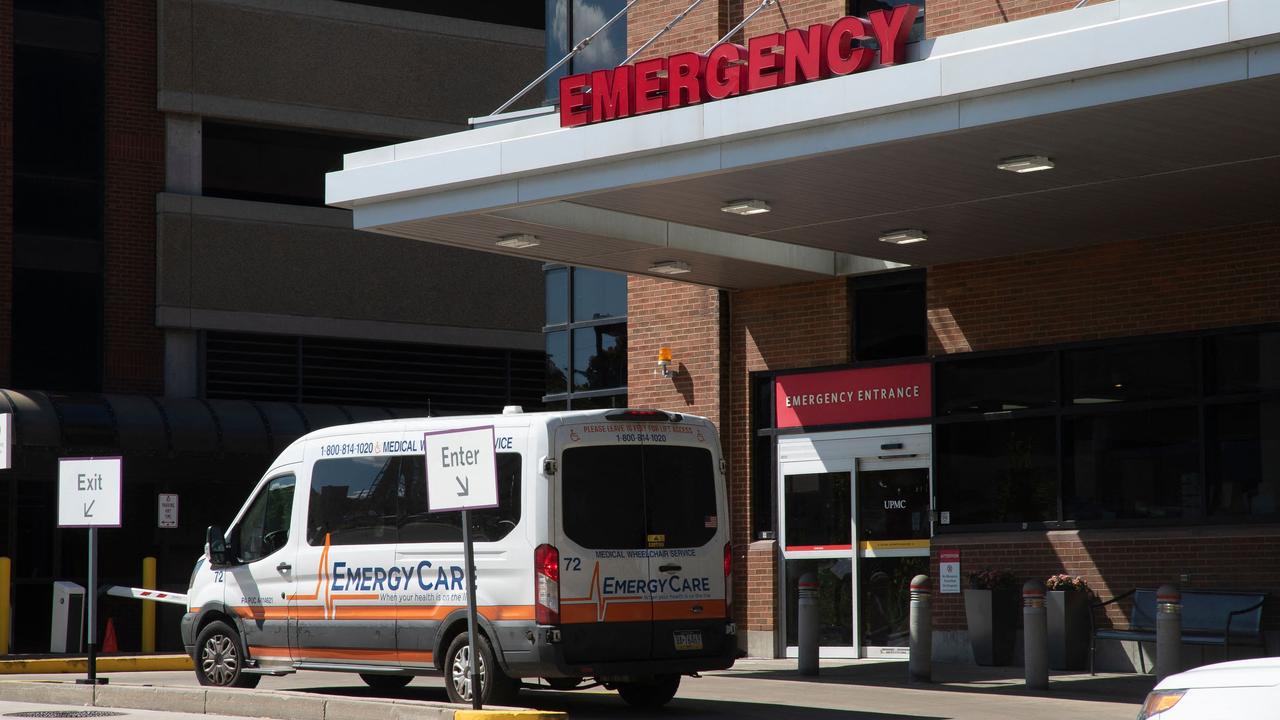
[[929, 525, 1280, 631], [729, 279, 850, 629], [103, 0, 165, 394], [928, 224, 1280, 355], [627, 0, 729, 61], [926, 0, 1113, 37], [0, 0, 12, 386]]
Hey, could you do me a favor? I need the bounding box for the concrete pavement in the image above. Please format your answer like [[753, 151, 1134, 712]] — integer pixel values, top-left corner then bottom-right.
[[0, 657, 1150, 719]]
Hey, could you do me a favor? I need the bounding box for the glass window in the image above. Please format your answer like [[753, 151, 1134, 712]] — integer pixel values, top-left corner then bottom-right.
[[1066, 339, 1196, 405], [203, 122, 395, 207], [571, 1, 628, 76], [936, 418, 1057, 525], [572, 324, 625, 391], [642, 446, 718, 548], [561, 445, 717, 549], [751, 435, 775, 539], [1064, 408, 1200, 521], [783, 471, 851, 549], [936, 352, 1056, 415], [546, 330, 569, 395], [399, 453, 523, 543], [566, 394, 626, 410], [545, 267, 568, 326], [572, 268, 626, 321], [857, 467, 929, 541], [563, 445, 644, 548], [860, 556, 928, 648], [1207, 401, 1280, 517], [853, 270, 926, 361], [784, 558, 853, 647], [1207, 330, 1280, 395], [234, 474, 296, 563], [307, 457, 398, 546]]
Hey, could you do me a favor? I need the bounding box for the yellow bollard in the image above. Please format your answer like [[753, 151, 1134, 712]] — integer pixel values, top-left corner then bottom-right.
[[142, 556, 156, 653], [0, 556, 10, 655]]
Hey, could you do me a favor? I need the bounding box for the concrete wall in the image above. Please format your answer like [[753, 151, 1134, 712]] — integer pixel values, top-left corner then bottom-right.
[[157, 0, 546, 137], [156, 194, 544, 349]]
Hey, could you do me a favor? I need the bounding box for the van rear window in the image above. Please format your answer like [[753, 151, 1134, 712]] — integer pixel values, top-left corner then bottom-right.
[[562, 445, 717, 549]]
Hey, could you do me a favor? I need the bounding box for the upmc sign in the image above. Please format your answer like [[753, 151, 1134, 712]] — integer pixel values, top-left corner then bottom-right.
[[560, 5, 918, 128], [774, 363, 931, 429]]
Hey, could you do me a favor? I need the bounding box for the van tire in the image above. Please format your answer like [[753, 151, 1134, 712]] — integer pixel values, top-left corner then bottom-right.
[[194, 620, 260, 689], [359, 673, 413, 691], [444, 632, 518, 706], [616, 675, 680, 708]]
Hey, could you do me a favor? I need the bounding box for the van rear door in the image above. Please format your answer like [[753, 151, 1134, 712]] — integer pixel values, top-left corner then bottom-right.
[[553, 417, 727, 665]]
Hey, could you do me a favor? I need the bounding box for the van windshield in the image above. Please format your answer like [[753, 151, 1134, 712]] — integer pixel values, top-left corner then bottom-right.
[[561, 444, 717, 549]]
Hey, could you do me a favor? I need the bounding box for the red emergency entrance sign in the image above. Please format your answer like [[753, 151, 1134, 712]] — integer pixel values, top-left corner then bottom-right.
[[774, 363, 931, 429], [559, 5, 918, 128]]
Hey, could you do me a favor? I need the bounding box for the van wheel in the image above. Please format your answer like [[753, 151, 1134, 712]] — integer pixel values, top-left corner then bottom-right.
[[359, 673, 413, 691], [444, 632, 518, 705], [194, 620, 260, 688], [616, 675, 680, 708]]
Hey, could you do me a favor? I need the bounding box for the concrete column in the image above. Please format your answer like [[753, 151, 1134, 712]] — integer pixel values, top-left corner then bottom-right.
[[1156, 585, 1181, 682], [164, 329, 199, 398], [908, 574, 931, 683], [165, 114, 202, 195], [797, 572, 818, 676]]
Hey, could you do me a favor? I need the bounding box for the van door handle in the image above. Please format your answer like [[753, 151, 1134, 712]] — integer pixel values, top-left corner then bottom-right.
[[276, 563, 292, 573], [659, 564, 681, 573]]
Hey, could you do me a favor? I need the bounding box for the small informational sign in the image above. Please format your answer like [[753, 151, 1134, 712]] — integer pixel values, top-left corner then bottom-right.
[[0, 412, 11, 470], [58, 457, 122, 528], [939, 549, 961, 594], [940, 510, 951, 525], [158, 493, 179, 529], [423, 426, 498, 512]]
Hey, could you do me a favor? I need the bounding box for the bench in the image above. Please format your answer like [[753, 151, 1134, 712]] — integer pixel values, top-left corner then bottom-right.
[[1089, 588, 1267, 674]]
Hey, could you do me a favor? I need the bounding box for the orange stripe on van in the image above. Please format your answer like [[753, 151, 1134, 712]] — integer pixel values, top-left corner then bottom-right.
[[317, 604, 536, 622], [232, 606, 289, 620], [653, 599, 726, 620], [562, 600, 651, 624]]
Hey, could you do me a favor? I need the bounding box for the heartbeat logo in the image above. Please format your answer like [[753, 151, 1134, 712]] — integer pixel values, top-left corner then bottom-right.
[[561, 560, 643, 622], [286, 533, 337, 619]]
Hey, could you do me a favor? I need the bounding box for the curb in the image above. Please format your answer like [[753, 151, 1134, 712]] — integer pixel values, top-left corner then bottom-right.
[[0, 681, 567, 720], [0, 655, 193, 673]]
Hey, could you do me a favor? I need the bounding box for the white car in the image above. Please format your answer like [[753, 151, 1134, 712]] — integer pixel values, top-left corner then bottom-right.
[[1139, 658, 1280, 719]]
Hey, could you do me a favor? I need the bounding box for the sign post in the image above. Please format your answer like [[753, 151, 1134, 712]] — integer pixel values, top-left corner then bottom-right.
[[423, 427, 498, 710], [58, 457, 122, 686]]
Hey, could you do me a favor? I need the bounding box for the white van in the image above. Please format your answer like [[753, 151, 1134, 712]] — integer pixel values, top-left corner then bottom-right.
[[182, 408, 739, 707]]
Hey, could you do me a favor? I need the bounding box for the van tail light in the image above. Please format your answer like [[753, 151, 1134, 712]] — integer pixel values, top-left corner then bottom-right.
[[724, 542, 733, 608], [535, 544, 560, 625]]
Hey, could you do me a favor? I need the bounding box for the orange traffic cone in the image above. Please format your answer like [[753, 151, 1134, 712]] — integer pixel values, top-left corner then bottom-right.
[[102, 618, 118, 654]]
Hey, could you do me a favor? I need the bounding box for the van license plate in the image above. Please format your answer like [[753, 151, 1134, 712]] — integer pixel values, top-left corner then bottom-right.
[[674, 630, 703, 651]]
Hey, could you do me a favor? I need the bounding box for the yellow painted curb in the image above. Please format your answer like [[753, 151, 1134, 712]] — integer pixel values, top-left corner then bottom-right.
[[0, 654, 192, 673], [455, 707, 565, 712]]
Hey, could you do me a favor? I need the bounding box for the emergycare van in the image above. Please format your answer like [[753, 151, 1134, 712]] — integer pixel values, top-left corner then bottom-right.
[[182, 408, 738, 707]]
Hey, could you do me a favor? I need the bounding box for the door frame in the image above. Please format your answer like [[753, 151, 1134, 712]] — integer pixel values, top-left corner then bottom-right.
[[776, 425, 931, 659]]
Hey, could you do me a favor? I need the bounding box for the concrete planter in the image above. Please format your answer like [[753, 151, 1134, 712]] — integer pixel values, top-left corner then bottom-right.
[[964, 588, 1019, 666], [1047, 589, 1091, 670]]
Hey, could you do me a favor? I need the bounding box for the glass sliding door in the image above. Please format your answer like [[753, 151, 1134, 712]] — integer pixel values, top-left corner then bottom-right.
[[855, 458, 930, 657]]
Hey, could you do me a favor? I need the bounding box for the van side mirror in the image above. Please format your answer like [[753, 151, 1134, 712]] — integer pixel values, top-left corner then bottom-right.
[[206, 525, 230, 567]]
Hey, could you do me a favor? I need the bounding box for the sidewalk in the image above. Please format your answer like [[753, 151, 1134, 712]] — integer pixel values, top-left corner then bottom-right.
[[721, 657, 1155, 704]]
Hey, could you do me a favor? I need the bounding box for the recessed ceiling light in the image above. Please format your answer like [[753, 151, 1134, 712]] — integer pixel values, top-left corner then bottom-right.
[[495, 233, 540, 249], [997, 155, 1055, 173], [649, 260, 691, 275], [879, 229, 928, 245], [720, 199, 771, 216]]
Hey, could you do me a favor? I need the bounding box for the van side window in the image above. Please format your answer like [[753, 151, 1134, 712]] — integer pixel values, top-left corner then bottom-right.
[[307, 456, 398, 546], [399, 453, 522, 543], [233, 474, 296, 563]]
